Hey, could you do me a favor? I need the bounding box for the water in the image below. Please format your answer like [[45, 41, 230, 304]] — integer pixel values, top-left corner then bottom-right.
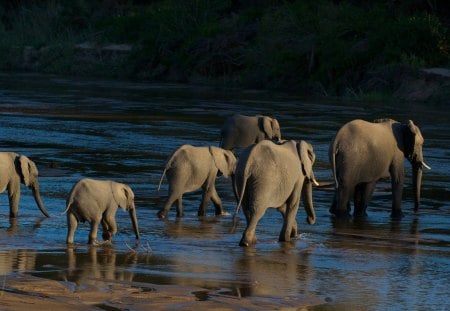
[[0, 73, 448, 310]]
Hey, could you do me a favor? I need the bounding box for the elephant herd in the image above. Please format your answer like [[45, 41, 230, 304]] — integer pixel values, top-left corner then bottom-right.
[[0, 114, 430, 247]]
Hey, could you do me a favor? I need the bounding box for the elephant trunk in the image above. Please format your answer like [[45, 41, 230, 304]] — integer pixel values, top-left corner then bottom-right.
[[129, 208, 140, 240], [302, 180, 316, 225], [412, 164, 423, 212], [32, 184, 50, 217]]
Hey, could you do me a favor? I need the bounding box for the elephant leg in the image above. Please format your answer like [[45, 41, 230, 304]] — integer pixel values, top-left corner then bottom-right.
[[176, 196, 184, 218], [329, 191, 337, 214], [101, 216, 117, 241], [354, 182, 376, 218], [198, 185, 212, 217], [279, 192, 301, 242], [7, 184, 20, 218], [88, 219, 101, 245], [239, 205, 265, 247], [158, 190, 181, 219], [210, 187, 224, 216], [391, 174, 404, 219], [278, 204, 297, 239], [335, 185, 352, 218], [66, 212, 78, 244]]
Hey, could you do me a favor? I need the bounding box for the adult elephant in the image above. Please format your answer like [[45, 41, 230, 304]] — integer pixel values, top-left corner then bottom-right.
[[64, 178, 139, 245], [329, 118, 430, 219], [157, 145, 237, 219], [220, 114, 282, 150], [234, 140, 318, 247], [0, 152, 49, 218]]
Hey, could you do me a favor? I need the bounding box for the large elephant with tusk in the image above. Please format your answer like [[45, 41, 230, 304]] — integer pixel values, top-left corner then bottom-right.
[[329, 118, 431, 219], [0, 152, 49, 218]]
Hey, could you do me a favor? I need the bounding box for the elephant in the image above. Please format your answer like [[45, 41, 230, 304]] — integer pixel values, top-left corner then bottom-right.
[[220, 114, 282, 150], [157, 145, 237, 219], [64, 178, 140, 245], [0, 152, 49, 218], [329, 118, 430, 219], [234, 139, 318, 247]]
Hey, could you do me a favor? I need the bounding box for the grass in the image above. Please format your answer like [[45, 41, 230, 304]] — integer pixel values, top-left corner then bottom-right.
[[0, 0, 448, 96]]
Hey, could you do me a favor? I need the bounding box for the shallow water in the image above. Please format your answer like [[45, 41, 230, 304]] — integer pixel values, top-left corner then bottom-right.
[[0, 73, 449, 310]]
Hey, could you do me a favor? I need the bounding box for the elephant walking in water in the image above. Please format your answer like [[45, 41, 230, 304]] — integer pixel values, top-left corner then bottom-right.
[[64, 178, 140, 245], [157, 145, 237, 219], [329, 118, 430, 219], [234, 140, 318, 247], [0, 152, 49, 218], [220, 114, 282, 150]]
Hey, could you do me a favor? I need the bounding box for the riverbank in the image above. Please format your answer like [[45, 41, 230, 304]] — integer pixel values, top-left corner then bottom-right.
[[1, 274, 325, 310], [0, 1, 448, 101]]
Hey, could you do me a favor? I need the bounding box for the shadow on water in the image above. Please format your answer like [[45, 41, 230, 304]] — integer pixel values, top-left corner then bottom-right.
[[0, 73, 449, 309]]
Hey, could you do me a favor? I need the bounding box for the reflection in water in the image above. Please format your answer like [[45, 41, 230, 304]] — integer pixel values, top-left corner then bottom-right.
[[65, 246, 136, 287], [0, 249, 37, 276], [233, 243, 314, 298]]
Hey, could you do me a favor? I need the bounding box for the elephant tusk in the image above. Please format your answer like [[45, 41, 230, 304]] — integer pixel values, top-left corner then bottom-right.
[[421, 161, 431, 170], [312, 178, 319, 186]]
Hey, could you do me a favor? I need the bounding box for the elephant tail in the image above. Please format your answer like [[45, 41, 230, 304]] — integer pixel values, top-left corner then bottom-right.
[[62, 199, 73, 215], [157, 167, 167, 192], [234, 170, 249, 216]]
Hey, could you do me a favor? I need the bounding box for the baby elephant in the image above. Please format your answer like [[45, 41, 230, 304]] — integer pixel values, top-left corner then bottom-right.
[[157, 145, 237, 219], [64, 178, 140, 245]]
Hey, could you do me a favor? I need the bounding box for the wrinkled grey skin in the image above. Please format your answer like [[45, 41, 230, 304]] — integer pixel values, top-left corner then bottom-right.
[[64, 178, 139, 245], [220, 114, 282, 150], [0, 152, 49, 218], [234, 140, 318, 247], [157, 145, 237, 219], [329, 119, 430, 219]]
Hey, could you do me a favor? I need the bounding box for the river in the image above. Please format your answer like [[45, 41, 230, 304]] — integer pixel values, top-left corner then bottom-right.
[[0, 73, 448, 310]]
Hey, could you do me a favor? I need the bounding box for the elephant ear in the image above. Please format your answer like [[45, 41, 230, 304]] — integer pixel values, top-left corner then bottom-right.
[[272, 118, 281, 140], [209, 147, 236, 177], [262, 116, 273, 139], [298, 140, 318, 185], [404, 120, 418, 156], [114, 183, 130, 211], [19, 155, 35, 187]]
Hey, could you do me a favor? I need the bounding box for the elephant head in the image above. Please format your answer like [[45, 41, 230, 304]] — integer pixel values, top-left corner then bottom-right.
[[402, 120, 431, 211], [113, 183, 139, 240], [297, 140, 318, 225], [261, 116, 282, 142], [18, 155, 49, 217], [209, 147, 237, 177]]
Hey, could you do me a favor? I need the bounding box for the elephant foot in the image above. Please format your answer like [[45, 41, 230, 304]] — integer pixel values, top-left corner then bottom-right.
[[102, 231, 113, 241], [91, 240, 112, 247], [239, 236, 256, 247], [390, 210, 404, 220], [157, 210, 167, 219]]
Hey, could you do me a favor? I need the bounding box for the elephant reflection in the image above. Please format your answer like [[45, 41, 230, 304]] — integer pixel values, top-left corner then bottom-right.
[[65, 246, 136, 286], [232, 244, 314, 299], [0, 249, 37, 275]]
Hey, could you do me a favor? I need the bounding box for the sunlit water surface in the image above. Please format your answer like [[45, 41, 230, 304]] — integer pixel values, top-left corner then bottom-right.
[[0, 73, 448, 310]]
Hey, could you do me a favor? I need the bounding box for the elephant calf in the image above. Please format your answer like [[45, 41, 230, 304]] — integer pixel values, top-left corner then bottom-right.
[[0, 152, 49, 218], [157, 145, 237, 219], [64, 178, 140, 245]]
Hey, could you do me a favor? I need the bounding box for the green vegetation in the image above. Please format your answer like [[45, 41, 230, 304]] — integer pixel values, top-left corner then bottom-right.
[[0, 0, 448, 97]]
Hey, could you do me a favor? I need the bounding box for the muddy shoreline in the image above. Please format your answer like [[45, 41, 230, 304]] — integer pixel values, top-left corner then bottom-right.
[[1, 274, 325, 310]]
